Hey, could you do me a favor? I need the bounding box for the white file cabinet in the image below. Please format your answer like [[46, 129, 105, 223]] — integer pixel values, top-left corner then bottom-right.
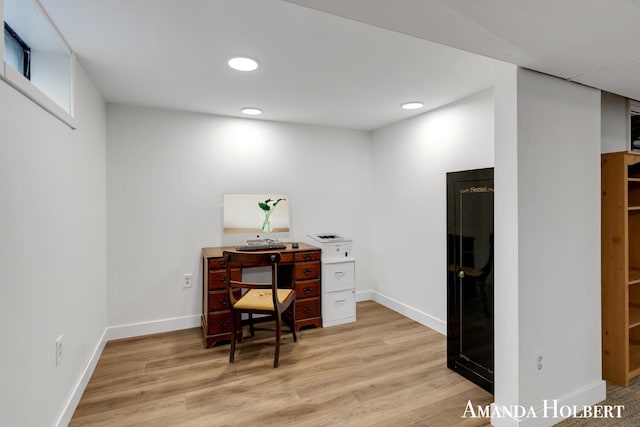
[[307, 234, 356, 327], [322, 259, 355, 326]]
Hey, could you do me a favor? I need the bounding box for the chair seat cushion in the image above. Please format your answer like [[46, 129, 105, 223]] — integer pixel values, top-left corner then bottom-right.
[[234, 289, 294, 311]]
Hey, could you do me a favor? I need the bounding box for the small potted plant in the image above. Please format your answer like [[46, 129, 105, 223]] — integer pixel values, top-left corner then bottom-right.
[[258, 198, 285, 232]]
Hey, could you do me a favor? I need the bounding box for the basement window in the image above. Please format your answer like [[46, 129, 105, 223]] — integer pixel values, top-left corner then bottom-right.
[[1, 0, 75, 128], [4, 22, 31, 79]]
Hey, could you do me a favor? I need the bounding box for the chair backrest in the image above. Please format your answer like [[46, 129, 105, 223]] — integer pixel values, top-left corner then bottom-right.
[[223, 251, 283, 311]]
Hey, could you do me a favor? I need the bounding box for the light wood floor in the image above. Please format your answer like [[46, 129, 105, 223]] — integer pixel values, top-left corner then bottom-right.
[[70, 301, 493, 426]]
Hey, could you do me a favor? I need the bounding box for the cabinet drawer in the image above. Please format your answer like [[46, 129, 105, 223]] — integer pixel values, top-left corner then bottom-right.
[[323, 289, 355, 322], [208, 291, 231, 312], [206, 312, 235, 334], [207, 268, 241, 291], [323, 261, 355, 292], [279, 252, 293, 264], [208, 290, 241, 312], [294, 251, 320, 262], [294, 261, 320, 280], [208, 258, 226, 270], [295, 279, 320, 299], [208, 258, 242, 270], [322, 242, 353, 261], [296, 297, 320, 319]]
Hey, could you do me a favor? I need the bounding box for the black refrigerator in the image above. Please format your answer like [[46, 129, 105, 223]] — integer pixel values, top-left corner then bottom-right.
[[446, 167, 494, 394]]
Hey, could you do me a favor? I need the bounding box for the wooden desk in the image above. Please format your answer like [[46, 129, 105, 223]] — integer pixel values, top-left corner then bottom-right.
[[201, 242, 322, 348]]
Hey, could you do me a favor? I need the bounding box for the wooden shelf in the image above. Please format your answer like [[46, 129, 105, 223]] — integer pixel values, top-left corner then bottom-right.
[[629, 269, 640, 285], [629, 366, 640, 381], [603, 152, 640, 387], [631, 304, 640, 329], [630, 339, 640, 374]]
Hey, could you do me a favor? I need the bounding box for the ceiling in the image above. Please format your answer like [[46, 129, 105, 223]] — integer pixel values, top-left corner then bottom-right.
[[34, 0, 494, 131], [286, 0, 640, 103], [36, 0, 640, 131]]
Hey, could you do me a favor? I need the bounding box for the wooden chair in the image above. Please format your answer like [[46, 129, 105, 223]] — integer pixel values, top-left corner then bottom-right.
[[223, 251, 297, 368]]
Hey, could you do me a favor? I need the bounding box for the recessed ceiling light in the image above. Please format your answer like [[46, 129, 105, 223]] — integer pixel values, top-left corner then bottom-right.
[[241, 107, 262, 116], [401, 101, 424, 110], [228, 57, 258, 71]]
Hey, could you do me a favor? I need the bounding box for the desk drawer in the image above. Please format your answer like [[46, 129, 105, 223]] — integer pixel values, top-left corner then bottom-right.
[[208, 290, 241, 312], [208, 258, 226, 270], [206, 312, 235, 335], [294, 251, 320, 262], [279, 252, 293, 264], [296, 297, 320, 319], [207, 268, 241, 291], [208, 258, 243, 270], [295, 279, 320, 299], [294, 261, 320, 280]]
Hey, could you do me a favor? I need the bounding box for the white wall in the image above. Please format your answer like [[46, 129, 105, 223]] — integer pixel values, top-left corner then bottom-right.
[[370, 89, 495, 333], [106, 105, 373, 331], [518, 68, 604, 423], [601, 91, 628, 154], [493, 68, 605, 426], [0, 64, 106, 426], [493, 61, 521, 415]]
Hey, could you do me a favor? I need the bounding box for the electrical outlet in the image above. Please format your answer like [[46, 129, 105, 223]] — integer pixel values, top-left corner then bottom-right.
[[56, 335, 63, 367], [535, 351, 543, 372], [182, 273, 193, 288]]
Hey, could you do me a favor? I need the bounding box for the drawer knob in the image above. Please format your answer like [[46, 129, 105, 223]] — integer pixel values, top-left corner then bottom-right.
[[335, 271, 345, 278], [220, 319, 231, 327], [303, 287, 312, 294], [303, 268, 312, 275], [219, 298, 229, 305], [303, 254, 311, 260], [303, 307, 312, 313]]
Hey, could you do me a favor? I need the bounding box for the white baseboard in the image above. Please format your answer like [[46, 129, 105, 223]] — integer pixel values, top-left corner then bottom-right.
[[521, 380, 607, 427], [105, 314, 201, 341], [53, 303, 606, 427], [491, 380, 607, 427], [355, 289, 373, 302], [54, 328, 108, 427], [359, 292, 607, 427], [367, 290, 447, 335], [54, 314, 201, 426]]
